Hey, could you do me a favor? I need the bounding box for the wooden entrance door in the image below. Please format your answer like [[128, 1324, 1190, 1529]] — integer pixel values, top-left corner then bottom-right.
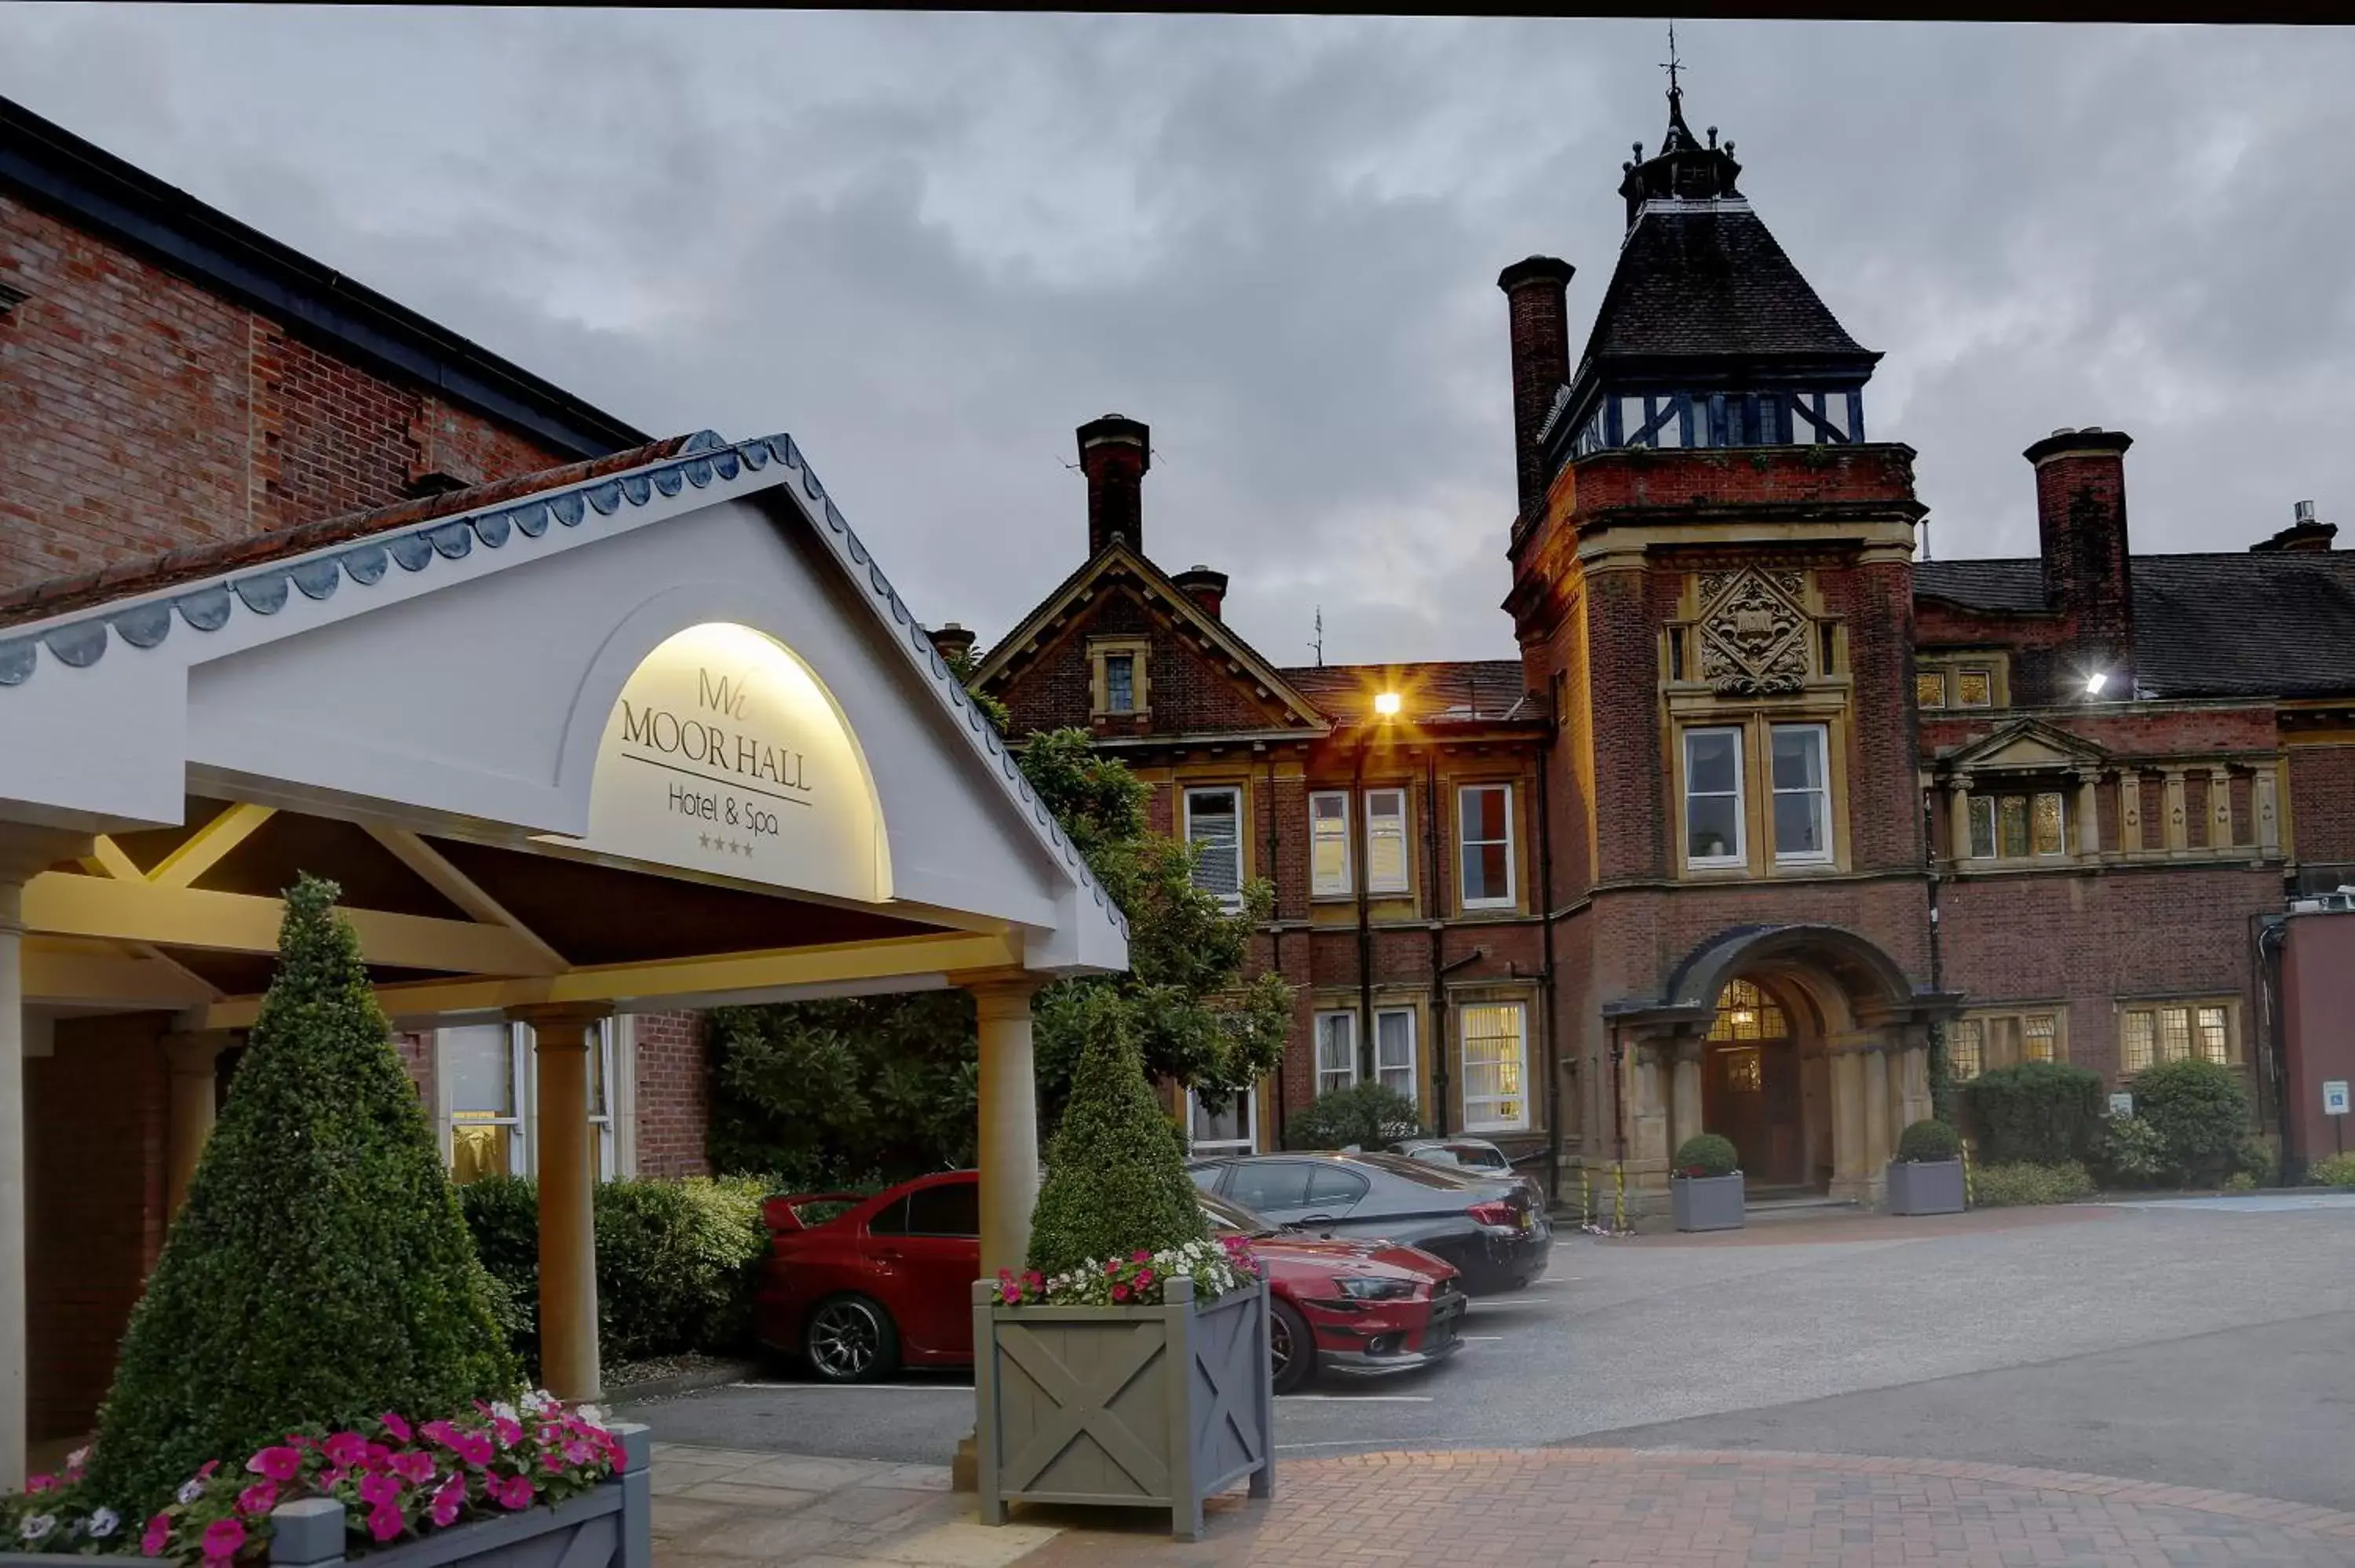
[[1702, 979, 1808, 1189]]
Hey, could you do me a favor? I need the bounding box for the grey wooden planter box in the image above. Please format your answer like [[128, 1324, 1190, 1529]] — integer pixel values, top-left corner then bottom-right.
[[1886, 1158, 1966, 1216], [0, 1425, 650, 1568], [971, 1275, 1274, 1540], [1670, 1172, 1746, 1232]]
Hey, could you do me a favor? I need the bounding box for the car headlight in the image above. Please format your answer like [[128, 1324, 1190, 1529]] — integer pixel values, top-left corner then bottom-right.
[[1334, 1276, 1418, 1301]]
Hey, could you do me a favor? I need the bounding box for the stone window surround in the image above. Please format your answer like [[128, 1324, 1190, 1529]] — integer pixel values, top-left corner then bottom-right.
[[1939, 758, 2281, 870], [1917, 650, 2011, 712], [1086, 633, 1153, 720], [1670, 706, 1856, 880], [1946, 1005, 2066, 1081], [2116, 995, 2242, 1075]]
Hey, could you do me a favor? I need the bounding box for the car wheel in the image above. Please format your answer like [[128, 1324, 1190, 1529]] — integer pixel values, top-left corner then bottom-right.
[[804, 1294, 901, 1384], [1269, 1297, 1315, 1395]]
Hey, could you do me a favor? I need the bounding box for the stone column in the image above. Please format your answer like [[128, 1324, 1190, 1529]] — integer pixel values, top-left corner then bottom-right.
[[1897, 1037, 1934, 1131], [2121, 771, 2144, 854], [1862, 1048, 1893, 1176], [1830, 1047, 1868, 1202], [1670, 1039, 1704, 1155], [166, 1031, 240, 1215], [2076, 771, 2102, 858], [965, 976, 1044, 1278], [1631, 1043, 1671, 1176], [2257, 766, 2281, 856], [2163, 767, 2189, 853], [509, 1004, 612, 1402], [1947, 775, 1974, 863], [0, 827, 90, 1492], [2209, 767, 2233, 850]]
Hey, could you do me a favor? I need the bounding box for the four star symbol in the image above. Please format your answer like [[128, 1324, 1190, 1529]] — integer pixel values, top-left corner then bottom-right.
[[696, 832, 754, 857]]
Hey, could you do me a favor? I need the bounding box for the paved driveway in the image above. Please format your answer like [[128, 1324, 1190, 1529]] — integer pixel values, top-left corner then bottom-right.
[[621, 1194, 2355, 1510]]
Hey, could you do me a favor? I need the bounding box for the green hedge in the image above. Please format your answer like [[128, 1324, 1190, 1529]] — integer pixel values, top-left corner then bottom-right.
[[1280, 1081, 1426, 1151], [1971, 1161, 2096, 1208], [1962, 1061, 2105, 1165], [2127, 1058, 2251, 1186], [457, 1173, 772, 1375], [1896, 1119, 1960, 1163]]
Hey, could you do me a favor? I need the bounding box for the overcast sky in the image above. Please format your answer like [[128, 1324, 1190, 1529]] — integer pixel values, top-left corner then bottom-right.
[[9, 11, 2353, 666]]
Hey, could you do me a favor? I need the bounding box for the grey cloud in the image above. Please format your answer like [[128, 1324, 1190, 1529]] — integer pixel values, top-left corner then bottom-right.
[[8, 11, 2355, 663]]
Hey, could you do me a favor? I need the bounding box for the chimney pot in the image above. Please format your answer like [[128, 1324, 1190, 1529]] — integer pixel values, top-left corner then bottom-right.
[[1171, 565, 1229, 621], [1076, 414, 1150, 559], [927, 622, 978, 666], [2023, 427, 2135, 697], [1497, 257, 1576, 531], [2252, 501, 2337, 553], [2296, 499, 2317, 524]]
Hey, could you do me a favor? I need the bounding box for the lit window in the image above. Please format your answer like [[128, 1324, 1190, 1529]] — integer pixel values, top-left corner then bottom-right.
[[1104, 654, 1136, 714], [1956, 669, 1992, 709], [1314, 1012, 1358, 1095], [1969, 789, 2067, 860], [1309, 791, 1351, 897], [1770, 724, 1832, 863], [1364, 789, 1409, 895], [1375, 1008, 1417, 1099], [2122, 1011, 2156, 1073], [2159, 1007, 2191, 1063], [1684, 727, 1745, 868], [446, 1023, 523, 1185], [2023, 1015, 2056, 1063], [1458, 784, 1516, 908], [1721, 1047, 1763, 1092], [1949, 1019, 1985, 1080], [1184, 787, 1243, 910], [1708, 979, 1787, 1041], [1917, 672, 1947, 709], [1459, 1003, 1528, 1133], [2196, 1007, 2229, 1066]]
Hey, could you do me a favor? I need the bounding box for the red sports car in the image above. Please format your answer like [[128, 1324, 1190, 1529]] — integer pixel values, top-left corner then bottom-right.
[[755, 1170, 1466, 1394]]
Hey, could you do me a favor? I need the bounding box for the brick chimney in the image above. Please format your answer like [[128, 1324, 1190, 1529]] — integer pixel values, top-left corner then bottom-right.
[[927, 622, 977, 666], [1078, 414, 1150, 558], [2025, 426, 2135, 695], [1171, 565, 1229, 621], [1496, 256, 1575, 528], [2252, 500, 2339, 553]]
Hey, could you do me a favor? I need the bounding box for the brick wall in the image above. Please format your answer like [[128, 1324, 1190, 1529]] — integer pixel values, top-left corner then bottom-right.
[[2287, 745, 2355, 866], [632, 1011, 710, 1177], [0, 192, 571, 595], [27, 1012, 170, 1441]]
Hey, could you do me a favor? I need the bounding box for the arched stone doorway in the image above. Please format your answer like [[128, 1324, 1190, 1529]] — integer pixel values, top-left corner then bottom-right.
[[1605, 923, 1957, 1209]]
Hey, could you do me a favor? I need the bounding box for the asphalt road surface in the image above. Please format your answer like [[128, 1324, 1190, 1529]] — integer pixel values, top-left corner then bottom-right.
[[615, 1191, 2355, 1509]]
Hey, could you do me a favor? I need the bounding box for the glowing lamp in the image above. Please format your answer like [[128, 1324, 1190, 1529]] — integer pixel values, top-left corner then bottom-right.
[[1373, 691, 1403, 717], [2085, 671, 2109, 696]]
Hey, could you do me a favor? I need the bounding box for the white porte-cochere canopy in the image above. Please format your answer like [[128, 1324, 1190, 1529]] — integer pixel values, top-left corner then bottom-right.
[[0, 430, 1123, 1486]]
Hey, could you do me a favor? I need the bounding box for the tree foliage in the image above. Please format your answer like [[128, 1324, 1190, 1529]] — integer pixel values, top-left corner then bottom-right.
[[1280, 1082, 1425, 1150], [710, 714, 1293, 1180], [2127, 1057, 2251, 1186], [85, 877, 518, 1515], [1960, 1060, 2105, 1166], [1025, 990, 1210, 1276]]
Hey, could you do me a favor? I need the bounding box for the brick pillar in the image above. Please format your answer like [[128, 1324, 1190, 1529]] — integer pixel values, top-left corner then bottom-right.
[[1497, 257, 1575, 531]]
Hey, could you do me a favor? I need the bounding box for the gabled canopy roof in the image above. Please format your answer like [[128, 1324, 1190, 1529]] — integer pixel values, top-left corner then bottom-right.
[[0, 428, 1128, 1006]]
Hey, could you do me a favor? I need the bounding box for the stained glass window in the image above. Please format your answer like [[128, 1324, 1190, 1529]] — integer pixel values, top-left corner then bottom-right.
[[1956, 669, 1993, 709], [1999, 796, 2029, 858], [2032, 792, 2066, 855], [1709, 979, 1788, 1041], [1917, 673, 1947, 709]]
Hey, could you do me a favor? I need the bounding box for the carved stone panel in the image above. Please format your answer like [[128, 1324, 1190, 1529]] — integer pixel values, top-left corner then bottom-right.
[[1696, 569, 1813, 696]]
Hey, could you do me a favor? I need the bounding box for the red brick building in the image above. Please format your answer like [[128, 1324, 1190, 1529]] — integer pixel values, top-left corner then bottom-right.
[[977, 85, 2355, 1205]]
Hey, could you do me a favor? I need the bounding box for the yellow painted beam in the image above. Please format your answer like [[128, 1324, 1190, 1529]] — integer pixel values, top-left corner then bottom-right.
[[148, 803, 276, 890], [195, 928, 1024, 1030], [79, 837, 145, 881], [21, 940, 220, 1009], [23, 873, 562, 978], [365, 826, 570, 975]]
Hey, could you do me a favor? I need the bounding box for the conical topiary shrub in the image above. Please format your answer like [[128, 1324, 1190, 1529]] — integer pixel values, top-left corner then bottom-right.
[[84, 875, 520, 1515], [1024, 989, 1208, 1278]]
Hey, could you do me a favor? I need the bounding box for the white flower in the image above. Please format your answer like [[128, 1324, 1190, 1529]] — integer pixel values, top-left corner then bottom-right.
[[177, 1479, 206, 1505], [20, 1515, 55, 1542], [88, 1508, 120, 1539], [576, 1404, 607, 1427], [64, 1447, 89, 1471], [490, 1399, 520, 1424]]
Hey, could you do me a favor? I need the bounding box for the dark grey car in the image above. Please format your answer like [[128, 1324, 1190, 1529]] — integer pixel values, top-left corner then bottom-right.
[[1186, 1150, 1551, 1295]]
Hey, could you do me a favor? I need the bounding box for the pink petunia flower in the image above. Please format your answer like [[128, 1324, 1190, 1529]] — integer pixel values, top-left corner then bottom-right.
[[491, 1474, 535, 1511], [380, 1413, 414, 1443], [141, 1514, 173, 1558], [1137, 1269, 1155, 1287], [491, 1417, 523, 1449], [246, 1446, 301, 1482], [322, 1432, 368, 1470], [236, 1482, 278, 1517], [562, 1439, 594, 1467], [539, 1452, 564, 1474], [358, 1473, 400, 1508], [419, 1420, 459, 1450], [197, 1460, 221, 1482], [999, 1282, 1020, 1304], [454, 1433, 495, 1469], [367, 1503, 404, 1543], [1111, 1282, 1130, 1302], [1132, 1249, 1152, 1262], [200, 1516, 246, 1563], [64, 1446, 90, 1479], [363, 1442, 395, 1472], [391, 1450, 436, 1486], [429, 1475, 466, 1529], [24, 1474, 53, 1494]]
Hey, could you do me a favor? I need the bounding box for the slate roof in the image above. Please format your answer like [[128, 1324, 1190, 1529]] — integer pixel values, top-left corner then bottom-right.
[[1575, 205, 1877, 373], [1280, 659, 1538, 726], [0, 434, 711, 633], [1915, 552, 2355, 699]]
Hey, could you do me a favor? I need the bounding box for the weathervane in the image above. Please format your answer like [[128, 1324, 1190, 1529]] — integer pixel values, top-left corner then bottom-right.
[[1661, 20, 1682, 98]]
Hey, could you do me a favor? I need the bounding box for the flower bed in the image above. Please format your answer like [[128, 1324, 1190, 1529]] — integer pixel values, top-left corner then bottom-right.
[[5, 1392, 624, 1563], [992, 1234, 1261, 1309]]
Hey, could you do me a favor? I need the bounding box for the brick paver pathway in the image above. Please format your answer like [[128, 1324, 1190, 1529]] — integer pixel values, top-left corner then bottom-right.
[[1014, 1448, 2355, 1566]]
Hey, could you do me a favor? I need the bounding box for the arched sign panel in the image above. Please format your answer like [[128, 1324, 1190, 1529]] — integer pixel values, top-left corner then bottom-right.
[[556, 622, 889, 903]]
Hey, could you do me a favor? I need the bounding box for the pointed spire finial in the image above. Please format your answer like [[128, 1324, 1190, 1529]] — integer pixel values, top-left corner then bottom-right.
[[1662, 19, 1682, 100]]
